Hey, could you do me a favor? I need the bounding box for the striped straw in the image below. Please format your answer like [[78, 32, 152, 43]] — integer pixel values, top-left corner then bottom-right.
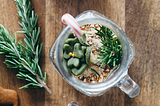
[[61, 13, 83, 38]]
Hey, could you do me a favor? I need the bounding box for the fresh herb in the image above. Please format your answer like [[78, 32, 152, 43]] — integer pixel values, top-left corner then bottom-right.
[[90, 68, 100, 80], [94, 25, 122, 69], [0, 0, 52, 94]]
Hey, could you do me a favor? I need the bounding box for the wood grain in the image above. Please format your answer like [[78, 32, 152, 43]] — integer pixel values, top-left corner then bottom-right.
[[125, 0, 160, 106], [0, 0, 159, 106], [0, 0, 46, 106], [44, 0, 125, 106]]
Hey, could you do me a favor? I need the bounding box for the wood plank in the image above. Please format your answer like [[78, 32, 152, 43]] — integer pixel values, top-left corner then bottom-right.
[[4, 0, 159, 106], [125, 0, 160, 106], [44, 0, 125, 106], [0, 0, 160, 105], [0, 0, 125, 105], [0, 0, 46, 106]]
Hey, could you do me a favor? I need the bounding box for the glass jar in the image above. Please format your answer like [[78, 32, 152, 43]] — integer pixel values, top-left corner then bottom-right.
[[49, 10, 140, 98]]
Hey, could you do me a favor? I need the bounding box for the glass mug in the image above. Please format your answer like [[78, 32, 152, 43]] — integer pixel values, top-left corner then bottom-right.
[[49, 10, 140, 98]]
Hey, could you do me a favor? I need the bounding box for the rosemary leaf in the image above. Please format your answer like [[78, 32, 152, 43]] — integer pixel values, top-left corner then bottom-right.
[[94, 25, 122, 69], [0, 0, 52, 94], [90, 68, 100, 80]]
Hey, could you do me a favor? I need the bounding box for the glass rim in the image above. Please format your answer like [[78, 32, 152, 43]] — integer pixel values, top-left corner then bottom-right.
[[49, 10, 135, 94]]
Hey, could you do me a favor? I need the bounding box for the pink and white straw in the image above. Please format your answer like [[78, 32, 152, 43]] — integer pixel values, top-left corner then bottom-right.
[[61, 13, 83, 38]]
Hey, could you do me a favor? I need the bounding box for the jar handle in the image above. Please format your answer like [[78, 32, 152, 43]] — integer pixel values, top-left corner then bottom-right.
[[117, 74, 140, 98]]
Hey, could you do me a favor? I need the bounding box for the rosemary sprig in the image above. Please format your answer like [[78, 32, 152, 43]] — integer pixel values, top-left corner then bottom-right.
[[94, 25, 122, 69], [90, 68, 100, 80], [0, 0, 52, 94]]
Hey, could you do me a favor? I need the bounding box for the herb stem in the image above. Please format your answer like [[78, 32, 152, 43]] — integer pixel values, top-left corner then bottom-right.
[[94, 25, 122, 69], [36, 76, 52, 94], [0, 0, 51, 93]]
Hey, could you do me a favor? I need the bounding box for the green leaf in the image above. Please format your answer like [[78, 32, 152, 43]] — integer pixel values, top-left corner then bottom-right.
[[94, 25, 122, 69], [90, 68, 100, 80], [24, 38, 33, 51], [36, 45, 39, 61], [0, 52, 5, 54], [18, 41, 33, 54], [38, 43, 43, 61], [94, 55, 108, 64], [0, 0, 49, 91], [19, 83, 42, 89], [34, 27, 40, 45], [44, 71, 47, 83], [36, 62, 43, 78], [94, 28, 105, 37], [21, 63, 35, 75], [96, 52, 108, 56]]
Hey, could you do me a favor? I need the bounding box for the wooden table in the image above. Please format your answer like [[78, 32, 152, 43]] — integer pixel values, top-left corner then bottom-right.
[[0, 0, 160, 106]]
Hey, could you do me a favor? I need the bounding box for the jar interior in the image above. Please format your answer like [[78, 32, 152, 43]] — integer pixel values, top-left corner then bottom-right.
[[54, 17, 130, 91]]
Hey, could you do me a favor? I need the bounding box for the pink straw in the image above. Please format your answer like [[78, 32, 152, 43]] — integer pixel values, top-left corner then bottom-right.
[[61, 13, 83, 38]]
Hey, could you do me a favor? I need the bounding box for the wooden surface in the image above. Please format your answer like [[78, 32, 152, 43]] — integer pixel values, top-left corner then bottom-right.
[[0, 0, 159, 106]]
